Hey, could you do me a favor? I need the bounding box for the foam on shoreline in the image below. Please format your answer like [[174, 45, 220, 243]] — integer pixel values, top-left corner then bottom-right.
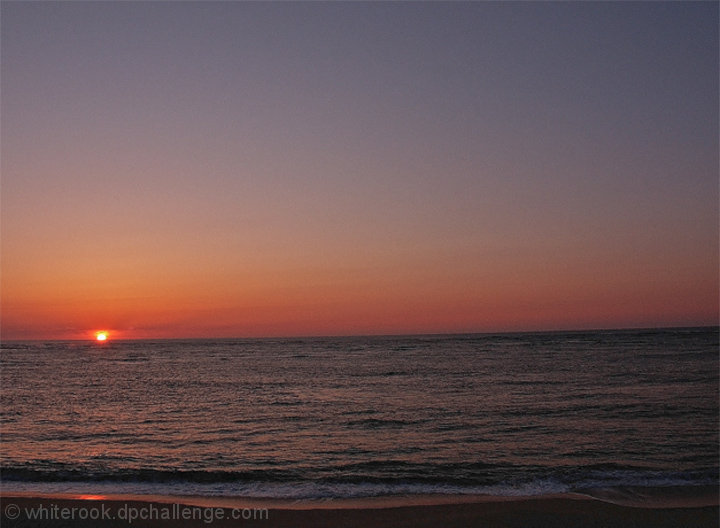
[[2, 484, 717, 510]]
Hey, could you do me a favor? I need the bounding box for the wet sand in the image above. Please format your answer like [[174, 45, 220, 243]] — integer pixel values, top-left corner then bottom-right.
[[1, 493, 717, 528]]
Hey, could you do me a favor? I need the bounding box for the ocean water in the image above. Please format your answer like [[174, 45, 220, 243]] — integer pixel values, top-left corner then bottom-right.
[[1, 328, 717, 499]]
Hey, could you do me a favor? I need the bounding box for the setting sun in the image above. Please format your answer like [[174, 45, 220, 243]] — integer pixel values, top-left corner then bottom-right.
[[95, 332, 108, 342]]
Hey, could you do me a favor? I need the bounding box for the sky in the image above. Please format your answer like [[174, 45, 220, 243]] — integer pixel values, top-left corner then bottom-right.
[[1, 1, 718, 340]]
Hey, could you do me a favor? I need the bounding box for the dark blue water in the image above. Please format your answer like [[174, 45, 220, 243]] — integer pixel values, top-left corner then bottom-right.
[[1, 328, 717, 499]]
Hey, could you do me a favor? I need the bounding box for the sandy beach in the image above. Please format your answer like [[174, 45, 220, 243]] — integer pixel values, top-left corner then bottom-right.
[[1, 493, 717, 528]]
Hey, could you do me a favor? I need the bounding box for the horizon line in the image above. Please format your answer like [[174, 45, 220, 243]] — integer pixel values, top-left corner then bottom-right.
[[2, 324, 717, 343]]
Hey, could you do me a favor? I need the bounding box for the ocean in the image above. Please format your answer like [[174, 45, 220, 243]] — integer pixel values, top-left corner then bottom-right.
[[1, 328, 717, 500]]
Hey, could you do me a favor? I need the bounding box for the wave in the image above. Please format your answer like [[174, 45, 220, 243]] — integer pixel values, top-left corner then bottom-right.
[[1, 463, 716, 500], [0, 467, 301, 484], [1, 478, 717, 505]]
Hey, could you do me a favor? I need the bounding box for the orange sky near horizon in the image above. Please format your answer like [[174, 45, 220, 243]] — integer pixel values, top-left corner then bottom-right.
[[3, 231, 716, 340], [1, 2, 718, 340]]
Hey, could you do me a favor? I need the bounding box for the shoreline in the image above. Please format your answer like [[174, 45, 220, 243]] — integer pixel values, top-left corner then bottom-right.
[[0, 490, 584, 508], [2, 483, 717, 509], [2, 489, 718, 528]]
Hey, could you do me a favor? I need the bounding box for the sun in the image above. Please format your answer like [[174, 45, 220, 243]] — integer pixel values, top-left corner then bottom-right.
[[95, 332, 108, 342]]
